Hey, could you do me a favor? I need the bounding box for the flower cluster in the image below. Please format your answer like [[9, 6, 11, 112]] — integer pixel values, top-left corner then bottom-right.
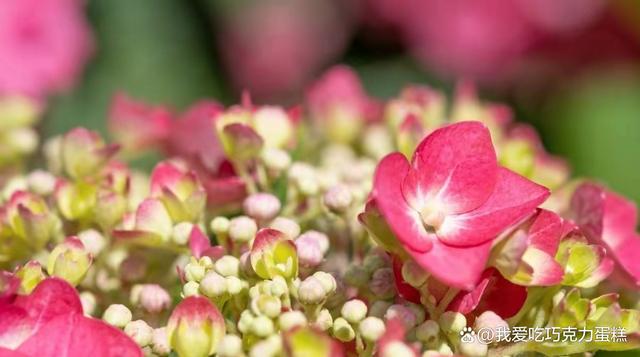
[[0, 65, 638, 357]]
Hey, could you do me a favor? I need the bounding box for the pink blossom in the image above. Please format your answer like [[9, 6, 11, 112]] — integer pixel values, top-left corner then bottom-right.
[[571, 182, 640, 288], [0, 0, 92, 98], [0, 278, 141, 356], [370, 121, 549, 289], [108, 94, 173, 152]]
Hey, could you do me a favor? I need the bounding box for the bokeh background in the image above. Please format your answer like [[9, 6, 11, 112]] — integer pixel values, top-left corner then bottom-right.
[[4, 0, 640, 207]]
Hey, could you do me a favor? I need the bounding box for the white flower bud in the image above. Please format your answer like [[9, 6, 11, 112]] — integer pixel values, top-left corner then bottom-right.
[[459, 339, 488, 357], [184, 262, 205, 282], [297, 177, 319, 196], [79, 291, 96, 316], [199, 256, 214, 269], [359, 317, 385, 342], [226, 276, 243, 295], [238, 310, 255, 334], [439, 311, 466, 334], [124, 320, 153, 347], [298, 230, 329, 254], [171, 222, 194, 245], [297, 277, 326, 305], [215, 255, 240, 277], [269, 217, 300, 239], [296, 236, 324, 268], [261, 148, 291, 172], [210, 216, 230, 235], [182, 281, 200, 297], [341, 299, 367, 324], [416, 320, 440, 344], [254, 294, 282, 318], [473, 311, 508, 344], [278, 311, 307, 331], [139, 284, 171, 313], [401, 260, 428, 288], [311, 271, 336, 294], [103, 304, 132, 328], [229, 216, 257, 243], [200, 271, 227, 297], [270, 276, 288, 297], [314, 308, 333, 331], [323, 185, 352, 213], [251, 315, 275, 337], [218, 334, 243, 357], [27, 170, 56, 196], [152, 327, 170, 355], [332, 317, 355, 342], [243, 193, 281, 221]]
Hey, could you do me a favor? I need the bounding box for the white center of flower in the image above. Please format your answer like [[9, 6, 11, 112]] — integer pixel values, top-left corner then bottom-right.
[[419, 200, 445, 232]]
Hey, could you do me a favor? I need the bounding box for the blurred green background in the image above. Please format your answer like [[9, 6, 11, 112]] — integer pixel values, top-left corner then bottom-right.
[[43, 0, 640, 211]]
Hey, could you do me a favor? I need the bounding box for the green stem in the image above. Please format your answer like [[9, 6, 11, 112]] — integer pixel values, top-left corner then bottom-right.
[[435, 287, 460, 317]]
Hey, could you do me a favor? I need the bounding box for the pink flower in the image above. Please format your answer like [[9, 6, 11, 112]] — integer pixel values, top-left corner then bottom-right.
[[571, 182, 640, 288], [370, 121, 549, 289], [188, 225, 224, 260], [0, 278, 141, 356], [108, 94, 173, 152], [149, 161, 206, 223], [0, 0, 92, 98]]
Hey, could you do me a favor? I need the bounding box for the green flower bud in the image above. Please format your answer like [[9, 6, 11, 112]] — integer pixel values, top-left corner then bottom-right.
[[341, 299, 367, 324], [184, 261, 206, 282], [401, 260, 428, 288], [270, 276, 288, 297], [167, 296, 225, 357], [15, 260, 44, 294], [439, 311, 466, 334], [238, 310, 255, 334], [125, 320, 153, 347], [225, 276, 243, 295], [359, 317, 385, 342], [210, 216, 230, 236], [415, 320, 440, 344], [332, 317, 355, 342], [103, 304, 132, 328], [47, 237, 92, 286], [182, 281, 200, 297]]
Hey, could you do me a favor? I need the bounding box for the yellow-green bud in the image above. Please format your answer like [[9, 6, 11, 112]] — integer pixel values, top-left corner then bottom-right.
[[103, 304, 132, 328]]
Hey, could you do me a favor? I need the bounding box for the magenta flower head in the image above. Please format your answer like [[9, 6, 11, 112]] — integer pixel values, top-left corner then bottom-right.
[[108, 93, 173, 153], [367, 121, 549, 290], [306, 65, 380, 143], [150, 161, 206, 223], [0, 278, 141, 356], [167, 296, 225, 357], [571, 182, 640, 288], [0, 0, 92, 98]]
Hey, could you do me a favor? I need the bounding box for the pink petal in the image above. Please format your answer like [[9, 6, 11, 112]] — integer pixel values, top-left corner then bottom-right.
[[108, 93, 173, 151], [527, 209, 563, 256], [14, 278, 83, 323], [391, 256, 421, 304], [438, 167, 549, 247], [134, 199, 172, 239], [521, 248, 564, 286], [406, 121, 498, 215], [188, 226, 211, 259], [149, 162, 184, 197], [373, 153, 434, 252], [17, 313, 142, 357], [409, 239, 492, 291]]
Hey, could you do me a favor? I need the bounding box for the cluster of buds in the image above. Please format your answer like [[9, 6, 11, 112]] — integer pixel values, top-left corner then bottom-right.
[[0, 65, 638, 357]]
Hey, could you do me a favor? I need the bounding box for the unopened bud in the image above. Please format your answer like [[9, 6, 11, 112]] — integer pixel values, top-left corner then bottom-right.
[[261, 148, 291, 173], [269, 217, 300, 239], [439, 311, 466, 334], [139, 284, 171, 313], [251, 315, 275, 337], [473, 311, 508, 344], [359, 317, 385, 342], [298, 277, 326, 305], [152, 328, 170, 355], [416, 320, 440, 344], [27, 170, 56, 196], [183, 281, 200, 297], [401, 260, 428, 288], [215, 255, 240, 277], [103, 304, 132, 328], [278, 311, 307, 331], [314, 308, 333, 331], [125, 320, 153, 347], [311, 271, 336, 295], [184, 261, 206, 282], [218, 334, 243, 357], [332, 317, 355, 342], [79, 291, 97, 316], [200, 271, 227, 298], [47, 237, 92, 286], [210, 216, 230, 236], [243, 193, 281, 221], [382, 341, 415, 357], [341, 299, 367, 324], [172, 222, 194, 245], [369, 268, 395, 300], [459, 338, 488, 357], [229, 216, 257, 243], [385, 304, 417, 329], [323, 185, 352, 213], [77, 229, 107, 256]]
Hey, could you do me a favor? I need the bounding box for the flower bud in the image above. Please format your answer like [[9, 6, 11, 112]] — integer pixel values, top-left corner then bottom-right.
[[416, 320, 440, 344], [297, 177, 319, 196], [251, 315, 275, 337], [243, 193, 281, 222], [60, 128, 118, 179], [149, 161, 206, 222], [332, 317, 355, 342], [199, 271, 227, 298], [298, 277, 326, 305], [369, 300, 392, 318], [250, 229, 298, 280], [438, 311, 466, 334], [210, 216, 230, 235], [184, 261, 206, 282], [47, 237, 92, 286], [79, 291, 97, 316], [401, 260, 428, 288], [229, 216, 257, 243], [341, 299, 367, 324], [215, 255, 240, 277], [172, 222, 194, 245], [311, 271, 336, 295], [278, 311, 307, 331], [270, 276, 288, 297], [296, 236, 324, 268], [385, 304, 418, 329], [139, 284, 171, 313], [363, 253, 387, 274], [298, 230, 329, 254], [77, 229, 107, 256], [314, 308, 334, 331], [473, 311, 508, 344], [268, 217, 300, 239], [103, 304, 132, 328], [369, 268, 395, 299], [238, 310, 255, 334], [459, 338, 488, 357], [382, 341, 415, 357], [344, 265, 370, 288], [167, 296, 225, 357], [261, 148, 291, 173], [183, 281, 200, 297], [225, 276, 244, 295], [125, 320, 153, 347], [6, 191, 57, 249], [359, 317, 385, 342], [255, 294, 282, 318], [152, 327, 170, 356], [217, 334, 243, 357], [27, 170, 56, 196], [323, 185, 352, 214], [253, 106, 294, 149], [15, 261, 44, 294]]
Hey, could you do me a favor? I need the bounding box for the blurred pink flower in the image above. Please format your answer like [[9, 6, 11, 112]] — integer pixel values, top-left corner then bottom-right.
[[0, 0, 92, 98], [218, 0, 351, 101]]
